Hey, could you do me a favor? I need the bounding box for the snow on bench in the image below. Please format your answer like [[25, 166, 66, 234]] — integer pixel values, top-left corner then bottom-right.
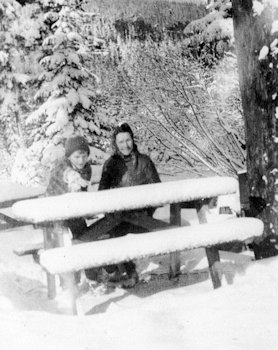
[[13, 242, 44, 263], [12, 176, 238, 223], [0, 182, 46, 229], [0, 181, 46, 209], [40, 218, 263, 275]]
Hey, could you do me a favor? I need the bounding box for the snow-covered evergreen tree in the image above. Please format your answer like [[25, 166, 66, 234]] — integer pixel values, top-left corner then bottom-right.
[[12, 0, 107, 185], [0, 1, 50, 181], [183, 0, 234, 66], [0, 0, 26, 157]]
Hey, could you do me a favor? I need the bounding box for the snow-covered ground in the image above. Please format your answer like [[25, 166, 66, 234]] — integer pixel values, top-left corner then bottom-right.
[[0, 204, 277, 350]]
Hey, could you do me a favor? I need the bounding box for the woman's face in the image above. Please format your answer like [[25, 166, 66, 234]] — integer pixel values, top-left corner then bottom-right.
[[68, 150, 89, 170], [115, 132, 133, 156]]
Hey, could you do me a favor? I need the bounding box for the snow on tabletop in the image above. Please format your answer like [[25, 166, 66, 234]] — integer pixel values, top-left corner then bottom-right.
[[0, 181, 46, 203], [39, 217, 263, 275], [12, 176, 238, 223]]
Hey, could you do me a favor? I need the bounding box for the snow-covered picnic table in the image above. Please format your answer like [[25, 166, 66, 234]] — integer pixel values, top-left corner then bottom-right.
[[11, 176, 264, 314]]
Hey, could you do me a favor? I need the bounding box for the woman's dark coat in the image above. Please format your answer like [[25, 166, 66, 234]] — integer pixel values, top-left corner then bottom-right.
[[99, 149, 160, 191], [98, 147, 160, 218]]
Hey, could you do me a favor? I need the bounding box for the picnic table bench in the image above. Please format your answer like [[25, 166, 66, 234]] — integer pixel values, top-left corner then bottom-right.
[[11, 176, 264, 315], [0, 181, 46, 230]]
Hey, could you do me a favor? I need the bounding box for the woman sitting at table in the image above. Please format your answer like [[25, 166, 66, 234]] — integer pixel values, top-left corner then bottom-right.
[[98, 122, 161, 287]]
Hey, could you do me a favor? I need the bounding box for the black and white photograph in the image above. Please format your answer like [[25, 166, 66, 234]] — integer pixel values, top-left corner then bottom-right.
[[0, 0, 277, 349]]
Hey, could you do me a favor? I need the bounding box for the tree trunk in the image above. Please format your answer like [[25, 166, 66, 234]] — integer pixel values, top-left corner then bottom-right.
[[232, 0, 278, 237]]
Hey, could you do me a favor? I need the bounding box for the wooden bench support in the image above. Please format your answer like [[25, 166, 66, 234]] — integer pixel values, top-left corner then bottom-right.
[[42, 226, 57, 299], [169, 203, 182, 278], [41, 223, 73, 299], [60, 272, 78, 315], [196, 199, 222, 289], [205, 247, 221, 289]]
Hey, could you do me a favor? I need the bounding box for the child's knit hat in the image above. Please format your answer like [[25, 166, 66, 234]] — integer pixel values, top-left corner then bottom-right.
[[65, 136, 90, 158]]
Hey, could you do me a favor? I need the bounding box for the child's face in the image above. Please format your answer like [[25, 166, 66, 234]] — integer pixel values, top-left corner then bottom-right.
[[68, 150, 89, 170]]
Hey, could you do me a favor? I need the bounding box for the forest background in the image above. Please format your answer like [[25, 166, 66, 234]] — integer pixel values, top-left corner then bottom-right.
[[0, 0, 245, 186]]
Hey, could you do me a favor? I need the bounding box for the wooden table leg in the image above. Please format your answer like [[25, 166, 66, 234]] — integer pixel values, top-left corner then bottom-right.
[[42, 226, 56, 299], [169, 203, 181, 278], [196, 200, 221, 289], [205, 246, 221, 289], [43, 223, 78, 314], [54, 222, 78, 315], [61, 272, 78, 315]]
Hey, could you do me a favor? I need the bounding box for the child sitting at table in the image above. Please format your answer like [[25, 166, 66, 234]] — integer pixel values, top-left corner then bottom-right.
[[46, 135, 92, 239], [46, 135, 102, 282]]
